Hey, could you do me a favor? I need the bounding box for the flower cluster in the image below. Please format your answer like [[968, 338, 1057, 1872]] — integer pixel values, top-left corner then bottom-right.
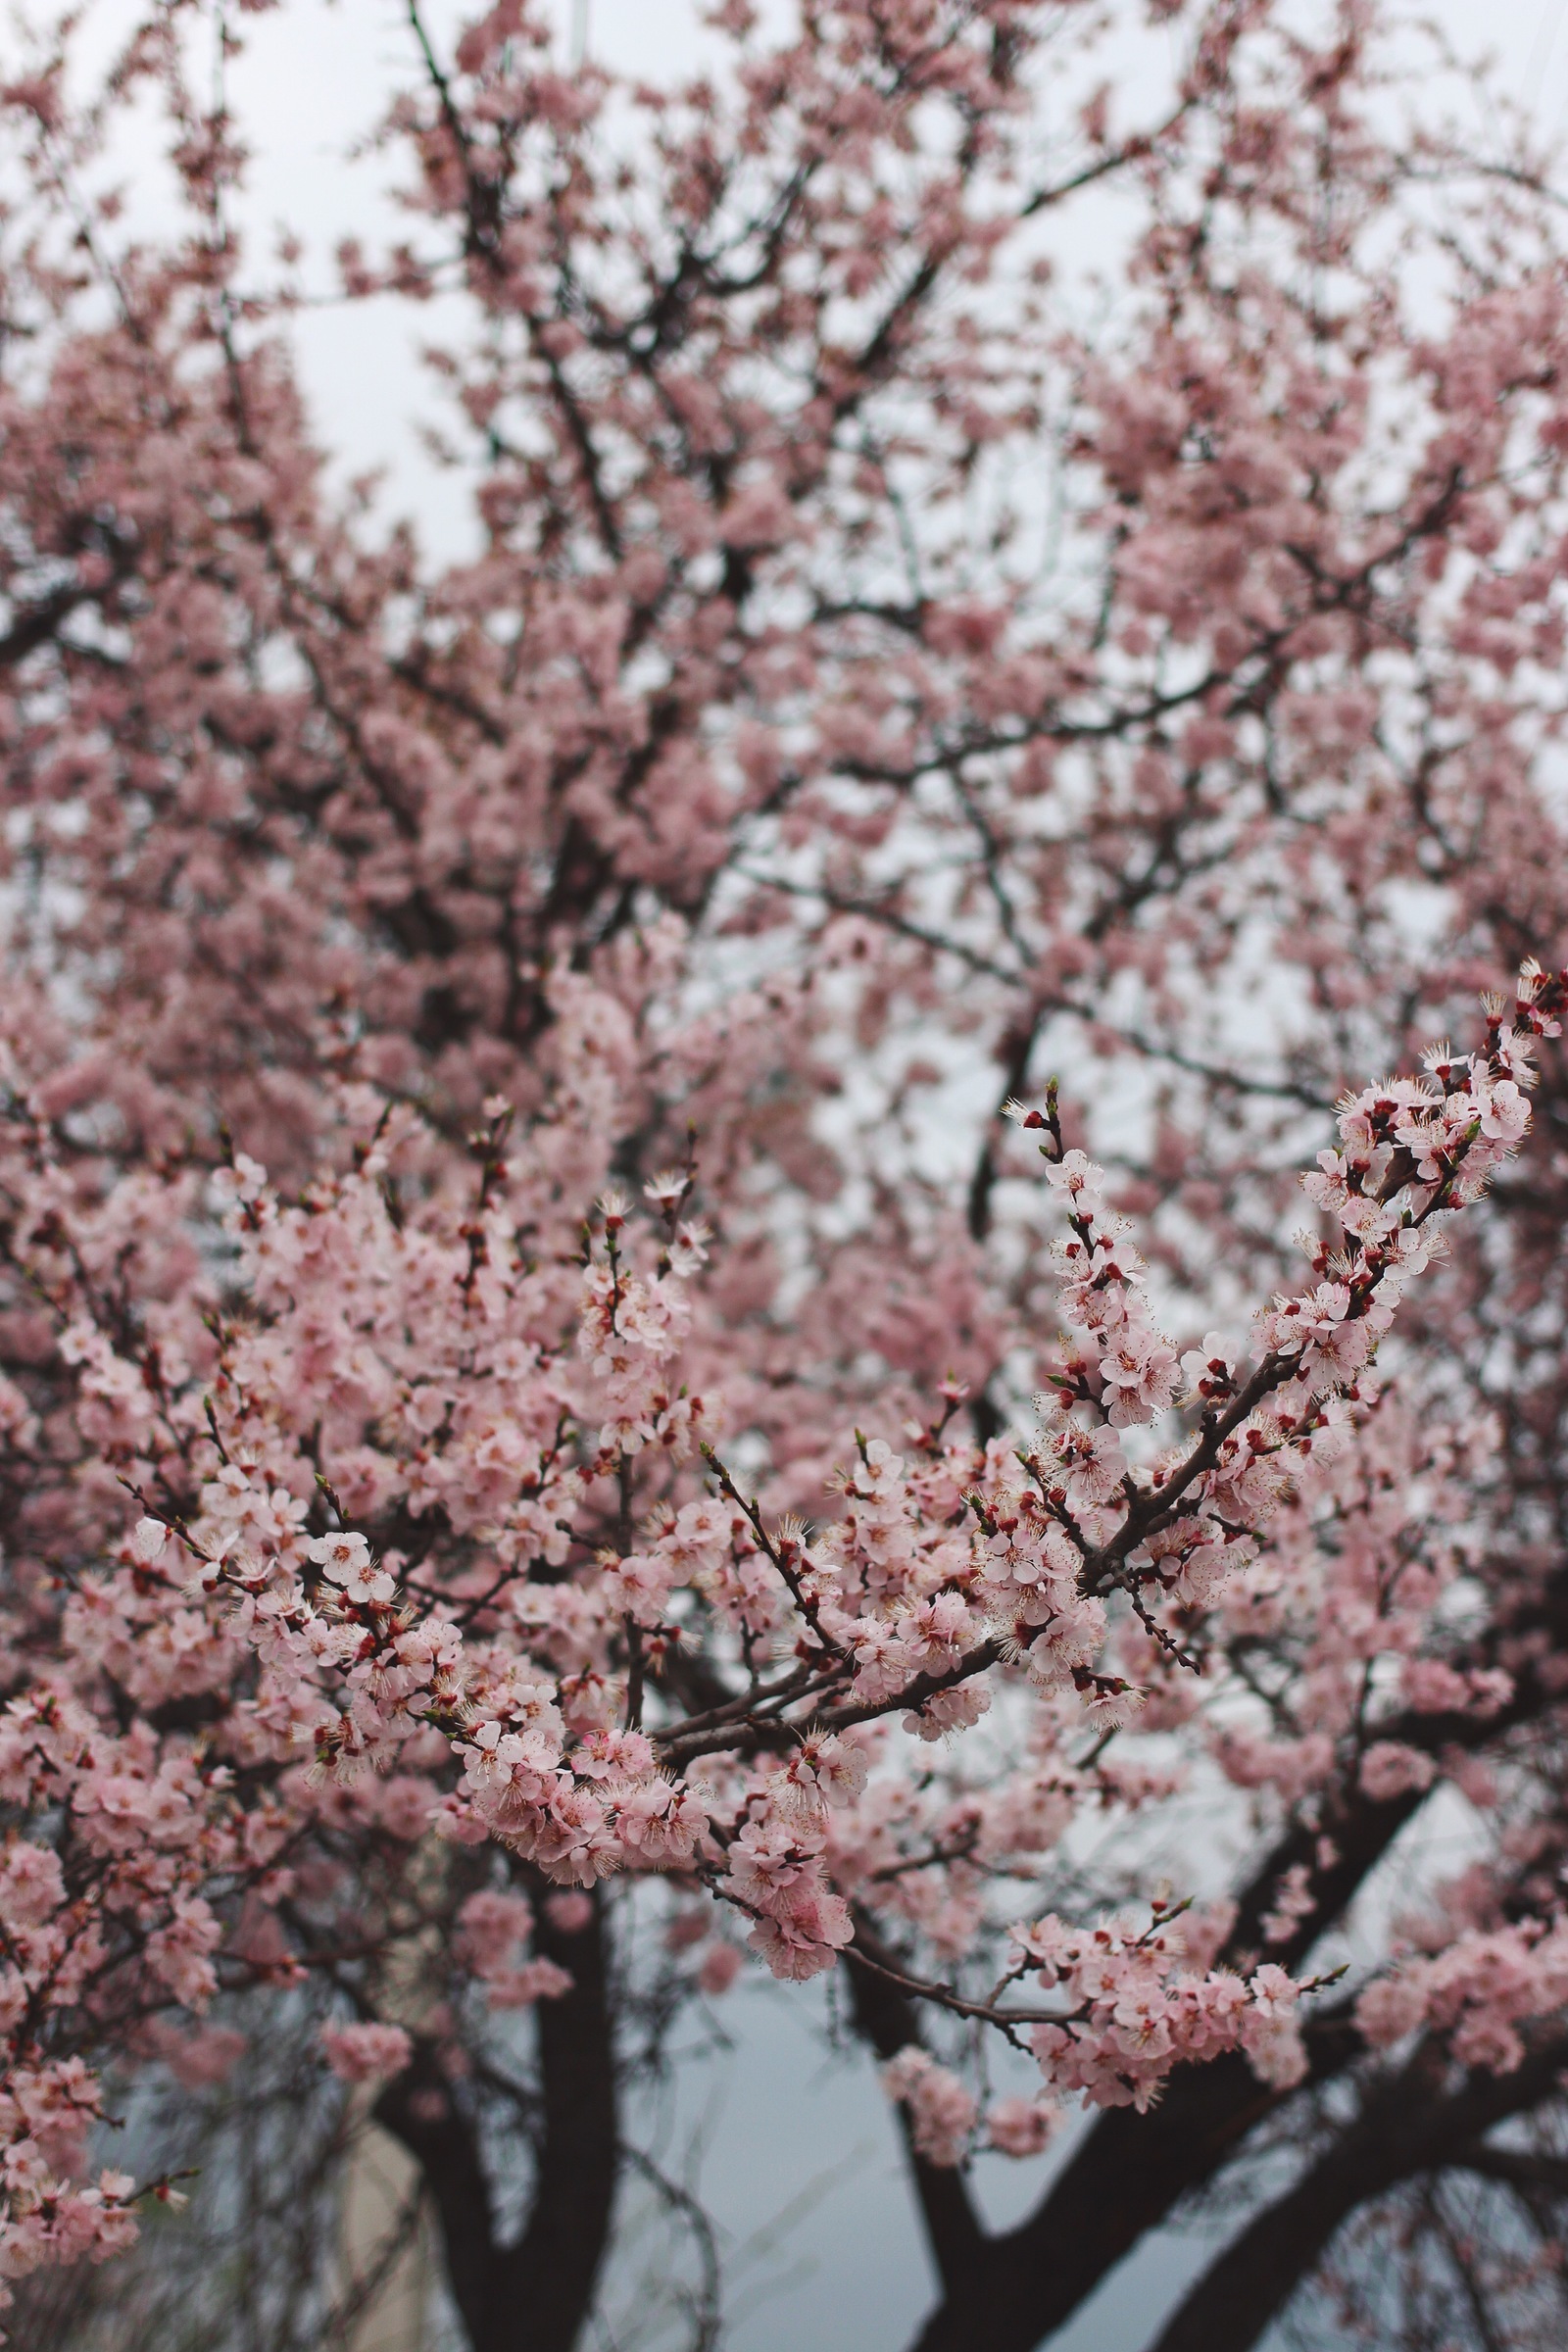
[[884, 1911, 1308, 2167], [2, 970, 1550, 2299], [1356, 1924, 1568, 2078]]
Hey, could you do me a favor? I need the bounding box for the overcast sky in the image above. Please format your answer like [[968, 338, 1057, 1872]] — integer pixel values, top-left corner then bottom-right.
[[95, 0, 1568, 569]]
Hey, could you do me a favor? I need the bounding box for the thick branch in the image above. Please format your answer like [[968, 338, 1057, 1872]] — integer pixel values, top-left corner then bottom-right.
[[843, 1918, 988, 2294], [375, 1889, 618, 2352], [1150, 2037, 1568, 2352], [498, 1886, 619, 2350]]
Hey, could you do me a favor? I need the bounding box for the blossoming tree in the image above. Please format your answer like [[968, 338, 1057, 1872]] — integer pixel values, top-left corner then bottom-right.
[[5, 3, 1568, 2349]]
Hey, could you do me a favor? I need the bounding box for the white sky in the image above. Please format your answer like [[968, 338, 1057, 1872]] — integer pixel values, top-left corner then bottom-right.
[[64, 0, 1568, 565]]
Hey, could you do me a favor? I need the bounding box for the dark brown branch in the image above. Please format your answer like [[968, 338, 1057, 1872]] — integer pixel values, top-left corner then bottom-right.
[[843, 1917, 988, 2295], [374, 1888, 618, 2352], [1148, 2037, 1568, 2352]]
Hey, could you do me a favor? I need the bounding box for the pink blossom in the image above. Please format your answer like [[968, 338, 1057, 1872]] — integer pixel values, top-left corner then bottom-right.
[[319, 2023, 414, 2085]]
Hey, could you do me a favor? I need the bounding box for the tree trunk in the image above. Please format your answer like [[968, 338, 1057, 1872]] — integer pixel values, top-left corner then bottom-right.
[[375, 1890, 618, 2352]]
